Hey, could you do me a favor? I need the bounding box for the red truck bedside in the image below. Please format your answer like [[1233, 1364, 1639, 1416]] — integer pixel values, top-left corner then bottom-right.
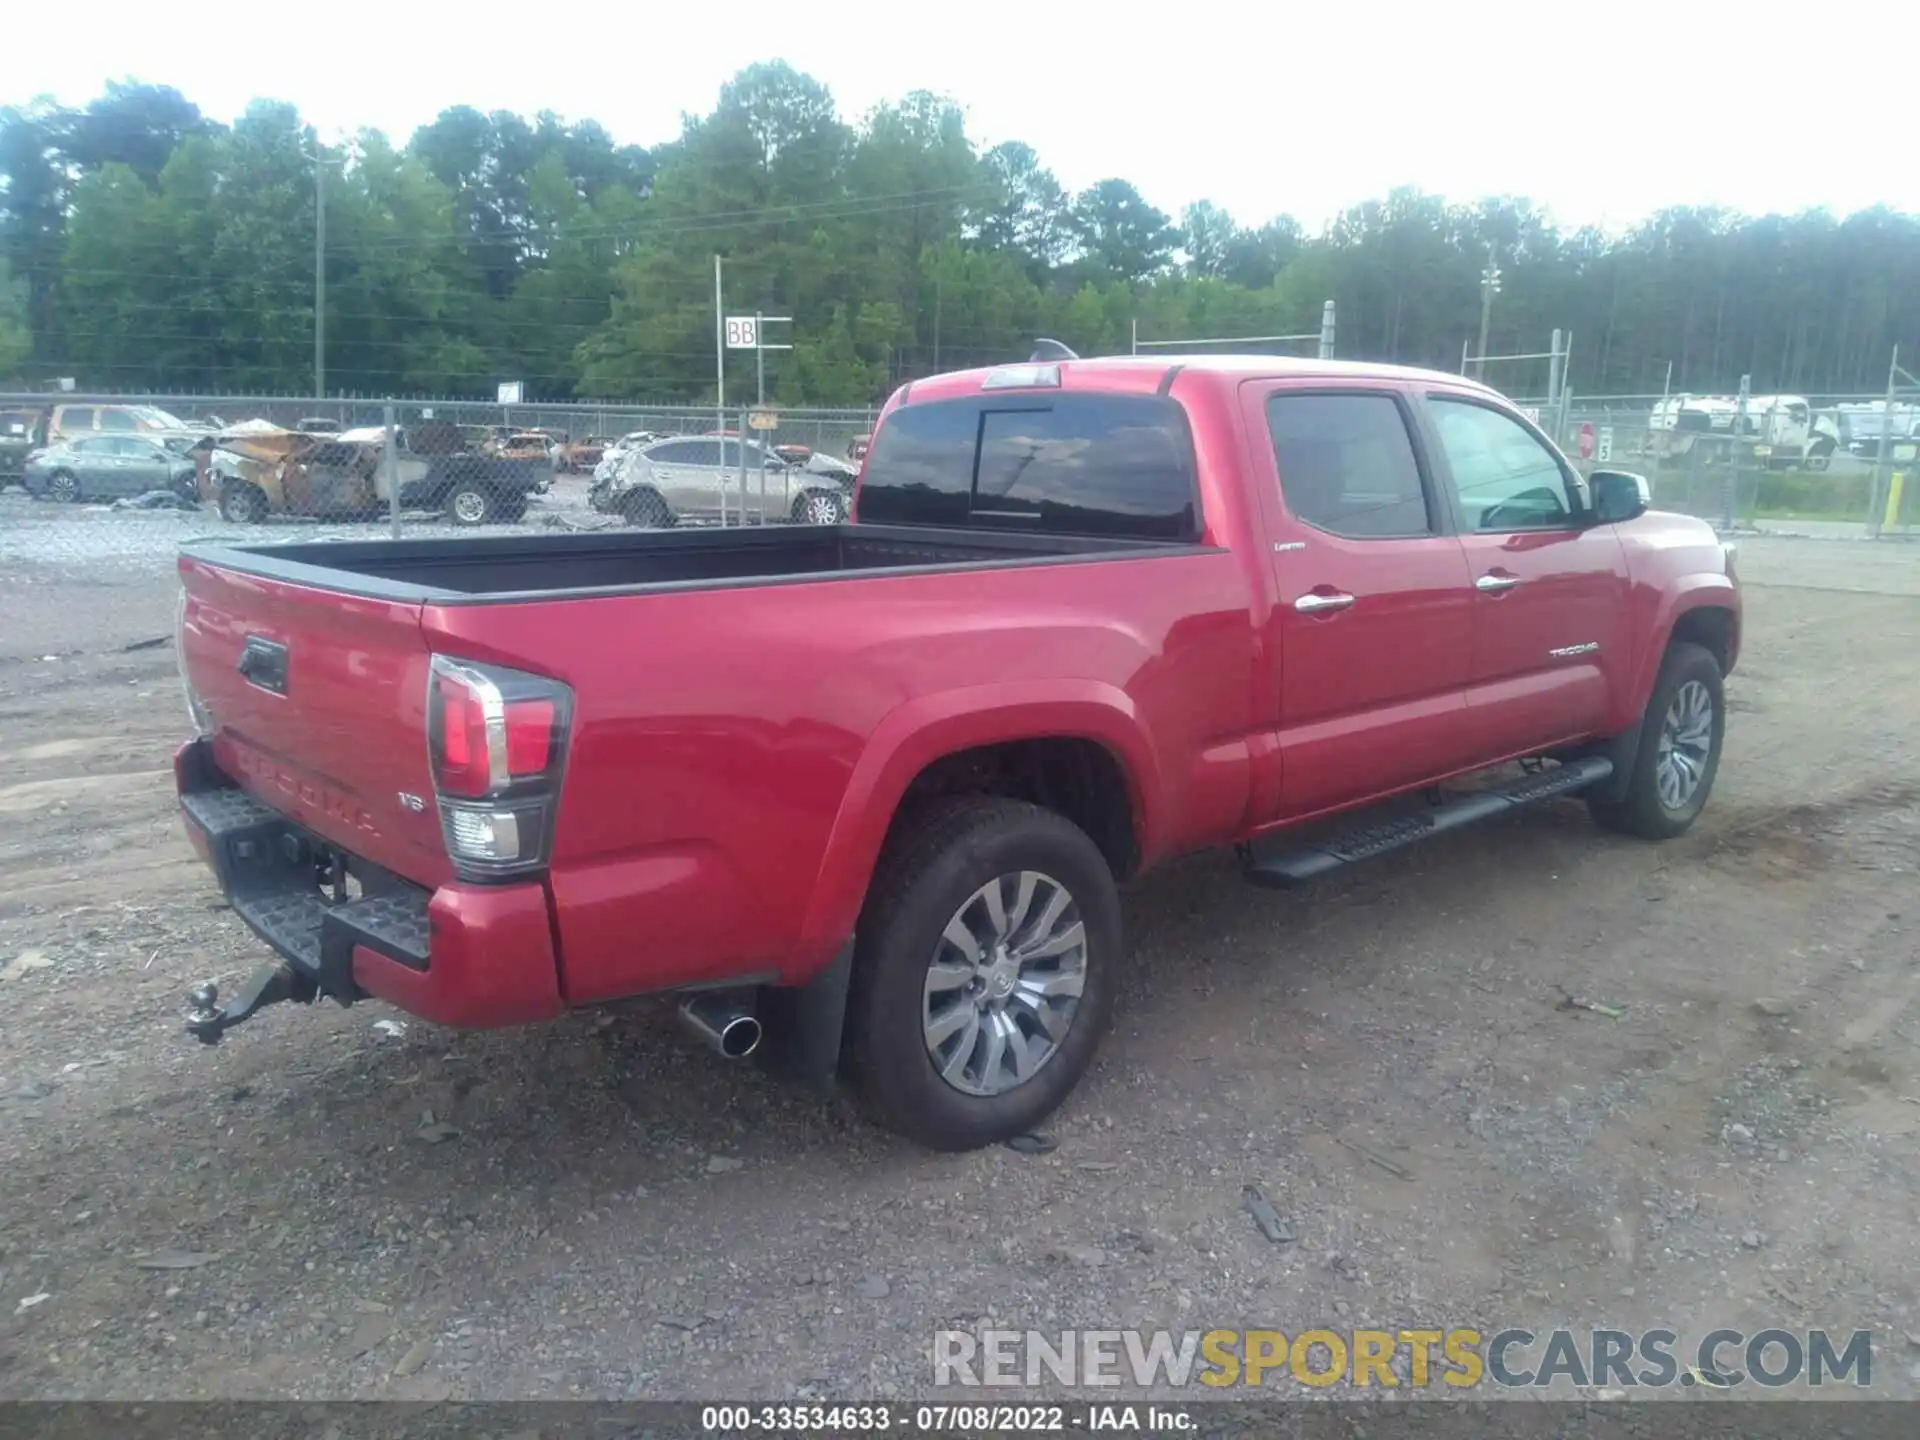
[[173, 350, 1739, 1150]]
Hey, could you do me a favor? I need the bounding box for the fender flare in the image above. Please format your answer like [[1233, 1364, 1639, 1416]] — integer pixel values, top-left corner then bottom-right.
[[789, 679, 1163, 973], [1630, 576, 1740, 714], [1598, 577, 1740, 802]]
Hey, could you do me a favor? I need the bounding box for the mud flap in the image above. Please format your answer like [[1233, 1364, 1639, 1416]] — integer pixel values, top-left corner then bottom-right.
[[756, 940, 854, 1094]]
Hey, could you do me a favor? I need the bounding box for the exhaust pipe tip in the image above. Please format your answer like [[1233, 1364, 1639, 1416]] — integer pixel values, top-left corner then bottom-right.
[[678, 993, 763, 1060], [715, 1013, 763, 1059]]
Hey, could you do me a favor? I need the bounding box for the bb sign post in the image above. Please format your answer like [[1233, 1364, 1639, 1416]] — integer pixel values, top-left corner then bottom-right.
[[726, 314, 794, 407]]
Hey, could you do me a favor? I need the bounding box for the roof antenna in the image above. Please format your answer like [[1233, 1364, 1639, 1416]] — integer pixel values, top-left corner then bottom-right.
[[1028, 338, 1078, 362]]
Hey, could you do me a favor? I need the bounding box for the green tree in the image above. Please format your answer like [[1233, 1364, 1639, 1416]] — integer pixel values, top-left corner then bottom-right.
[[1070, 179, 1178, 283]]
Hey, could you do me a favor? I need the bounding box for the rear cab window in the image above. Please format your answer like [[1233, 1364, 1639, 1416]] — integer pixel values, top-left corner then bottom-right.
[[857, 392, 1199, 540]]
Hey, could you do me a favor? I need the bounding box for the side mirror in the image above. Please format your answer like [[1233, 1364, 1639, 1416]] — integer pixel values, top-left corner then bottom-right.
[[1589, 469, 1650, 524]]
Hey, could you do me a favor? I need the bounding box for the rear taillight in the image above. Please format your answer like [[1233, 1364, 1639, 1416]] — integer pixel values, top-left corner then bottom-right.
[[426, 655, 573, 880]]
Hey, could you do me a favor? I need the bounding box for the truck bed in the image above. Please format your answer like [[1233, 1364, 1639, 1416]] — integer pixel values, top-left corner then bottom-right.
[[178, 522, 1192, 603]]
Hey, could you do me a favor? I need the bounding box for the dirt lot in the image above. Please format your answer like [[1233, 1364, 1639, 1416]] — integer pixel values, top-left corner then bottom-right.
[[2, 506, 1918, 1403]]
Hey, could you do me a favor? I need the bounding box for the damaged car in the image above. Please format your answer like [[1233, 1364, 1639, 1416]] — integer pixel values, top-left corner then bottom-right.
[[589, 434, 853, 527], [206, 420, 550, 526]]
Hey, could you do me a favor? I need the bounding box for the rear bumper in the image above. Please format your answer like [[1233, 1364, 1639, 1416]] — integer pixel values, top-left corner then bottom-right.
[[175, 738, 563, 1029]]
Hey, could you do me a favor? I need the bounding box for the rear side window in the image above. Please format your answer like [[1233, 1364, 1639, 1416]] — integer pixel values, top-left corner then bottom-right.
[[98, 408, 139, 433], [56, 407, 97, 434], [1265, 393, 1432, 539], [858, 393, 1198, 539]]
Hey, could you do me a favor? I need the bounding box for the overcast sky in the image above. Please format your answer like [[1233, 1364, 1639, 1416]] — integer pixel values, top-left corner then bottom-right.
[[11, 0, 1910, 233]]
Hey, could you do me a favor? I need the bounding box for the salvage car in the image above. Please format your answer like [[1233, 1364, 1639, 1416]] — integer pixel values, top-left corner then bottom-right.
[[0, 407, 37, 482], [35, 402, 204, 448], [24, 434, 199, 503], [207, 423, 549, 525], [170, 349, 1739, 1151], [553, 437, 610, 474], [589, 434, 853, 525]]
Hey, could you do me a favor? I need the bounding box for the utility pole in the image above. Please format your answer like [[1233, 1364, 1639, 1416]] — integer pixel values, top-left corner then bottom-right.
[[1475, 244, 1501, 379], [713, 255, 725, 439], [303, 145, 327, 401]]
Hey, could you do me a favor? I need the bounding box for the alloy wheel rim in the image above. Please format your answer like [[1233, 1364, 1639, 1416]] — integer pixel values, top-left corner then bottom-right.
[[1655, 679, 1714, 811], [452, 492, 487, 523], [922, 870, 1087, 1097]]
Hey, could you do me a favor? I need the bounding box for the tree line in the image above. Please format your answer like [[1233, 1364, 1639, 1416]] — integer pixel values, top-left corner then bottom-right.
[[2, 68, 1916, 405]]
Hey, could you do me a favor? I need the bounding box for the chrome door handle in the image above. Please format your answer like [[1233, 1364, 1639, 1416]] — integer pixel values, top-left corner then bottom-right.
[[1294, 591, 1356, 614], [1476, 573, 1522, 592]]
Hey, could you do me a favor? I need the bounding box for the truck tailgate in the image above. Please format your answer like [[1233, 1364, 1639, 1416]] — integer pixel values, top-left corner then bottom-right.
[[178, 555, 453, 888]]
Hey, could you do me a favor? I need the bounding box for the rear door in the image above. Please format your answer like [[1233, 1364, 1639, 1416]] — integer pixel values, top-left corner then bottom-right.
[[1246, 385, 1480, 819], [115, 437, 170, 492], [649, 439, 721, 515], [1419, 393, 1630, 756], [178, 558, 452, 886]]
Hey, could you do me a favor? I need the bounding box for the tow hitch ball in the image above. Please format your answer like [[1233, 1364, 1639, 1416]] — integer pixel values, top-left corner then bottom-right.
[[185, 961, 300, 1045]]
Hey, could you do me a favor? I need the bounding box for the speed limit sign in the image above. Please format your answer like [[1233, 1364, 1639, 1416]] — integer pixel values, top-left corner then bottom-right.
[[724, 316, 759, 349]]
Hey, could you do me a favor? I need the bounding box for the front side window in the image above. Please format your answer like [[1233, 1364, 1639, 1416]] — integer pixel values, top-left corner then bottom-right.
[[57, 408, 97, 434], [97, 408, 140, 433], [1428, 398, 1577, 532], [1265, 392, 1433, 539]]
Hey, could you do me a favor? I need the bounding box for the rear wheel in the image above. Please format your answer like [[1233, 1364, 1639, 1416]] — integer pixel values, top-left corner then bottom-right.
[[218, 482, 268, 523], [1589, 641, 1725, 840], [47, 470, 80, 503], [445, 484, 495, 526], [845, 798, 1121, 1151], [793, 489, 848, 525], [622, 489, 673, 529]]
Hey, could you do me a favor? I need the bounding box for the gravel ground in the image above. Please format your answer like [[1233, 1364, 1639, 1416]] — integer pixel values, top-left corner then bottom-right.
[[2, 502, 1918, 1404]]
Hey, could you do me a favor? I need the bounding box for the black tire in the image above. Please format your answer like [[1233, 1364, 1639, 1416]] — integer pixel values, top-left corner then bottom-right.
[[48, 470, 80, 503], [218, 481, 268, 524], [792, 489, 848, 525], [1589, 641, 1725, 840], [845, 797, 1122, 1151], [622, 488, 673, 529], [445, 484, 496, 526]]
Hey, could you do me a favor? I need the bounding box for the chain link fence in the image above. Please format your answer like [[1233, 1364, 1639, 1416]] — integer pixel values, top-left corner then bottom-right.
[[1509, 396, 1920, 539], [0, 390, 882, 662]]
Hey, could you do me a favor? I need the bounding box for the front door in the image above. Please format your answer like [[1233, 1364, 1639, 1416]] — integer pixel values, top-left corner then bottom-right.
[[1420, 393, 1631, 758], [1248, 385, 1479, 821]]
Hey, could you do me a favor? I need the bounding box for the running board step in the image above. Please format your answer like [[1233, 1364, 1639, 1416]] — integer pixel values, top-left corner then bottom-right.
[[1242, 757, 1614, 889]]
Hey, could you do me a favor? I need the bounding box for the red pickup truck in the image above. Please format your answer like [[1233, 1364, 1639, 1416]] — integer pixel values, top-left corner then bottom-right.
[[173, 352, 1740, 1150]]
